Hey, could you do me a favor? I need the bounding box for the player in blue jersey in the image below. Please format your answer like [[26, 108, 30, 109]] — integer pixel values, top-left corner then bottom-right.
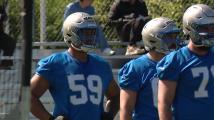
[[30, 12, 119, 120], [157, 4, 214, 120], [118, 17, 180, 120]]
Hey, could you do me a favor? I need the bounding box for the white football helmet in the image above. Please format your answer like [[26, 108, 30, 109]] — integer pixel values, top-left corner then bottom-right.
[[183, 4, 214, 47], [63, 12, 98, 52], [142, 17, 180, 54]]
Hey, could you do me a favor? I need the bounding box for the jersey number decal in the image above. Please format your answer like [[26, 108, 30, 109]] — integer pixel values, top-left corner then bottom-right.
[[67, 74, 102, 105], [191, 66, 214, 98]]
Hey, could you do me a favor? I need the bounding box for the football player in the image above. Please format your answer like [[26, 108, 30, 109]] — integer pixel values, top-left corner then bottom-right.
[[118, 17, 180, 120], [30, 12, 119, 120], [157, 4, 214, 120]]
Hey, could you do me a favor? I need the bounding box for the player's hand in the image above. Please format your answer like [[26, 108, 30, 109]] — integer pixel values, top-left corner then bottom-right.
[[102, 100, 114, 120], [105, 100, 111, 112]]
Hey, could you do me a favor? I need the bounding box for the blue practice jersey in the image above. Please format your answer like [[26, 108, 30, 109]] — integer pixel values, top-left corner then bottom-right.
[[118, 54, 159, 120], [36, 51, 113, 120], [157, 46, 214, 120]]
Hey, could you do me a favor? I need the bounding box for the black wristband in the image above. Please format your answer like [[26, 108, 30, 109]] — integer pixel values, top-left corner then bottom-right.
[[102, 112, 114, 120], [49, 115, 55, 120]]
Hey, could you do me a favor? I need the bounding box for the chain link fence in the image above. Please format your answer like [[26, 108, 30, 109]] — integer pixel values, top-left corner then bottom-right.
[[5, 0, 214, 43]]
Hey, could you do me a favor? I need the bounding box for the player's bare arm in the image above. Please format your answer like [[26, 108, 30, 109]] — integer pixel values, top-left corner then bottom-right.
[[104, 79, 120, 120], [158, 80, 177, 120], [30, 74, 53, 120], [120, 89, 137, 120]]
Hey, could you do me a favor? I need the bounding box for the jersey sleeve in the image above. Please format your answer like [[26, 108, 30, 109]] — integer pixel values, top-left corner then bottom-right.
[[156, 52, 180, 81], [94, 54, 114, 82], [36, 56, 55, 84], [103, 60, 114, 82], [118, 61, 141, 91]]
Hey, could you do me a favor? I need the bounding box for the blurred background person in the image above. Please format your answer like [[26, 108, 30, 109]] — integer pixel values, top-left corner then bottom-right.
[[108, 0, 151, 55], [0, 2, 16, 69]]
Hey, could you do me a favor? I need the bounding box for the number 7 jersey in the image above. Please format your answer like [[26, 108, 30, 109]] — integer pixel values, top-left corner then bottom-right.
[[157, 46, 214, 120], [36, 51, 113, 120]]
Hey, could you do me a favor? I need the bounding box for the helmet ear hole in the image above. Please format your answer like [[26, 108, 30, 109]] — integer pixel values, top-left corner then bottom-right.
[[67, 40, 72, 44], [185, 27, 191, 33], [67, 33, 72, 37], [149, 40, 156, 43]]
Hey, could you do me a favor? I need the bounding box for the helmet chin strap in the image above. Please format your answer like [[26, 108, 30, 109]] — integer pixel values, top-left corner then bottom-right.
[[154, 49, 168, 54], [70, 43, 96, 53], [145, 46, 155, 52], [191, 37, 214, 47], [70, 43, 85, 52], [148, 46, 166, 54]]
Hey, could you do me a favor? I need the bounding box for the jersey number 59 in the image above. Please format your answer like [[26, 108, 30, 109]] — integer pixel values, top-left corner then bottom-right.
[[67, 74, 102, 105]]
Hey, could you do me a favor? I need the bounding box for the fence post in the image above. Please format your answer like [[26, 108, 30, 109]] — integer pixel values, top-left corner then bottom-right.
[[40, 0, 46, 49]]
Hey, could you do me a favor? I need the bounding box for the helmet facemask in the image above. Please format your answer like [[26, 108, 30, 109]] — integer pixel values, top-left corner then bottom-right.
[[155, 31, 180, 54], [69, 27, 97, 52], [192, 24, 214, 47]]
